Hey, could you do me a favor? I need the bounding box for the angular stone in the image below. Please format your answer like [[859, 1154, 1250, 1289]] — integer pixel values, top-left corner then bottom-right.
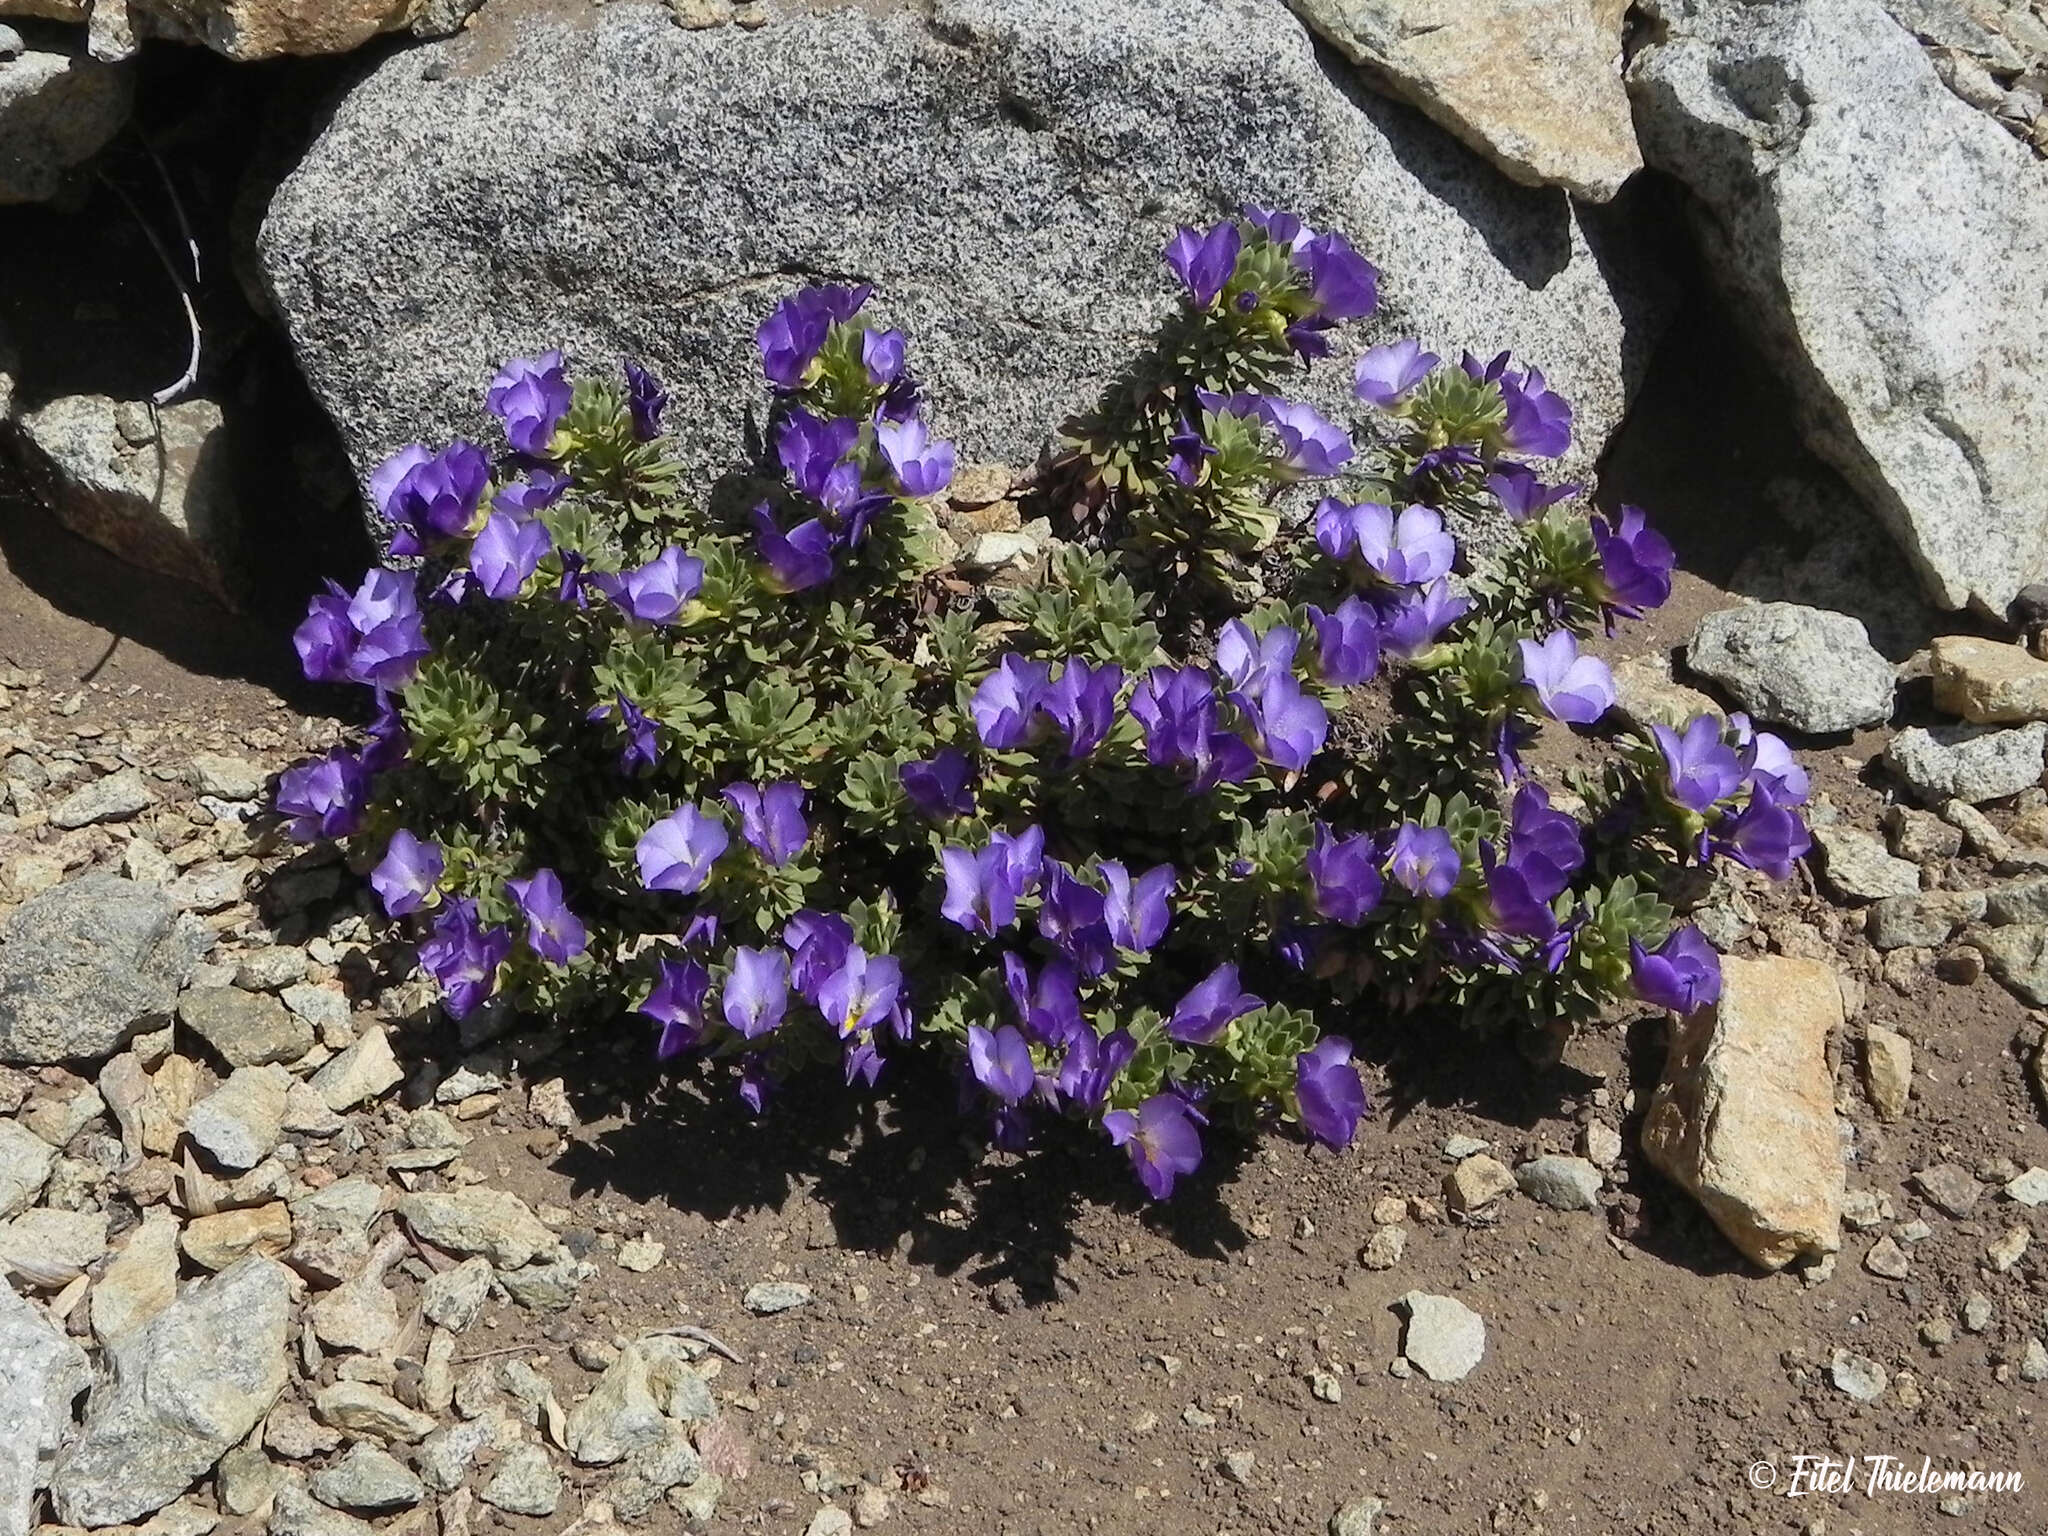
[[1864, 1234, 1910, 1278], [260, 0, 1666, 526], [312, 1382, 436, 1444], [1983, 875, 2048, 925], [608, 1422, 702, 1519], [0, 876, 196, 1066], [1443, 1154, 1516, 1213], [136, 0, 481, 62], [0, 43, 131, 205], [565, 1342, 665, 1466], [48, 767, 153, 829], [2005, 1166, 2048, 1206], [309, 1024, 402, 1111], [1287, 0, 1639, 200], [1686, 603, 1895, 734], [181, 1202, 292, 1272], [91, 1206, 181, 1345], [399, 1189, 554, 1269], [0, 1207, 107, 1289], [1513, 1154, 1602, 1212], [0, 1117, 54, 1217], [1396, 1291, 1485, 1381], [1812, 824, 1920, 903], [189, 754, 266, 801], [1931, 635, 2048, 723], [1830, 1348, 1887, 1403], [1883, 803, 1964, 864], [1911, 1162, 1982, 1217], [1888, 722, 2048, 804], [309, 1443, 423, 1512], [423, 1255, 493, 1333], [1866, 888, 1986, 949], [742, 1280, 812, 1315], [184, 1064, 291, 1171], [268, 1482, 374, 1536], [0, 1286, 92, 1536], [1863, 1025, 1912, 1121], [1609, 651, 1721, 732], [478, 1443, 559, 1517], [50, 1257, 291, 1528], [1641, 954, 1845, 1270], [177, 989, 313, 1070], [1976, 923, 2048, 1005], [309, 1234, 405, 1354], [1631, 0, 2048, 615]]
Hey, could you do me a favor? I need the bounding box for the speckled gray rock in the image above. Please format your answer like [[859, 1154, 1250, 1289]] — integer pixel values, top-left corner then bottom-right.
[[1396, 1292, 1485, 1380], [184, 1065, 291, 1172], [1865, 888, 1986, 949], [1686, 603, 1895, 733], [0, 1286, 92, 1536], [48, 767, 153, 829], [1977, 923, 2048, 1005], [259, 0, 1665, 531], [1513, 1154, 1603, 1211], [309, 1443, 423, 1513], [0, 1118, 54, 1218], [479, 1443, 559, 1517], [1630, 0, 2048, 614], [177, 987, 314, 1069], [0, 43, 132, 204], [1885, 722, 2048, 804], [0, 875, 200, 1065], [51, 1257, 292, 1527], [1811, 824, 1921, 902], [743, 1280, 813, 1314]]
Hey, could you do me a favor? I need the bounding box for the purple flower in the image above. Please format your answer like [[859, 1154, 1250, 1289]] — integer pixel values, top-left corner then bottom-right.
[[900, 748, 976, 819], [1262, 398, 1354, 479], [778, 409, 863, 508], [1166, 962, 1262, 1045], [1354, 339, 1438, 409], [967, 1023, 1037, 1104], [1101, 860, 1175, 952], [1388, 823, 1460, 899], [1730, 714, 1811, 804], [555, 549, 594, 609], [737, 1057, 774, 1115], [493, 467, 571, 517], [595, 546, 704, 626], [1630, 927, 1722, 1014], [1163, 221, 1242, 309], [470, 511, 552, 601], [1591, 504, 1675, 616], [722, 781, 808, 868], [486, 351, 572, 458], [1652, 714, 1743, 814], [1035, 659, 1117, 760], [783, 909, 856, 1002], [1057, 1028, 1136, 1112], [1485, 463, 1577, 523], [642, 957, 712, 1060], [875, 416, 956, 498], [635, 804, 729, 894], [586, 691, 660, 774], [507, 867, 588, 966], [1037, 864, 1114, 978], [418, 898, 512, 1020], [860, 328, 906, 386], [276, 749, 369, 842], [1499, 364, 1572, 459], [623, 359, 668, 441], [722, 947, 790, 1039], [1003, 952, 1085, 1049], [1130, 665, 1257, 793], [939, 825, 1044, 936], [1216, 620, 1299, 703], [1378, 579, 1470, 659], [1507, 783, 1584, 899], [1295, 1036, 1367, 1148], [369, 829, 442, 917], [1244, 673, 1328, 772], [970, 654, 1054, 750], [1241, 204, 1307, 248], [752, 505, 836, 593], [1295, 229, 1378, 322], [817, 946, 903, 1038], [1717, 781, 1811, 881], [1104, 1094, 1204, 1200], [344, 569, 431, 689], [1480, 841, 1559, 942], [292, 587, 355, 683], [372, 441, 490, 557], [362, 691, 409, 775], [1518, 631, 1616, 726], [1307, 597, 1381, 686], [756, 284, 871, 389], [1340, 502, 1455, 586], [1165, 417, 1213, 487], [1307, 823, 1381, 925], [844, 1035, 886, 1087]]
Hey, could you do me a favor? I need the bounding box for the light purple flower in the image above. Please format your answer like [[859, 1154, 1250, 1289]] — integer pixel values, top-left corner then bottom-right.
[[470, 512, 552, 601], [276, 749, 370, 842], [1163, 221, 1242, 308], [1517, 631, 1616, 725], [1037, 864, 1114, 978], [1101, 860, 1175, 952], [1591, 504, 1675, 616], [372, 441, 490, 557], [722, 781, 808, 867], [939, 825, 1045, 936], [1308, 597, 1380, 686], [1354, 337, 1440, 410], [1295, 1036, 1367, 1148], [1003, 952, 1085, 1050], [1216, 620, 1299, 703], [722, 947, 790, 1039], [752, 505, 836, 593], [1630, 927, 1722, 1014], [1716, 781, 1811, 882], [596, 546, 704, 625], [1346, 502, 1455, 586], [971, 654, 1054, 751], [860, 328, 906, 386], [1295, 230, 1378, 322], [507, 867, 588, 966], [642, 957, 712, 1060], [875, 416, 956, 498], [493, 467, 571, 517], [1262, 398, 1354, 479], [369, 829, 442, 917], [1166, 962, 1262, 1045], [967, 1023, 1037, 1103], [817, 946, 903, 1038], [1485, 463, 1577, 523], [1056, 1027, 1136, 1112], [1652, 714, 1744, 814], [1378, 579, 1470, 659], [1104, 1094, 1203, 1200], [485, 351, 572, 458], [635, 804, 729, 894], [1730, 714, 1811, 804], [1388, 823, 1460, 899], [778, 409, 863, 509], [1245, 672, 1328, 772], [756, 284, 871, 389], [362, 690, 409, 775], [1499, 364, 1572, 459], [1307, 823, 1381, 925], [418, 898, 512, 1021]]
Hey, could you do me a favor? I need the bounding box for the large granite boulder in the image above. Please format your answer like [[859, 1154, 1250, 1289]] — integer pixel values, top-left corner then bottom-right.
[[1630, 0, 2048, 616], [260, 0, 1667, 531], [0, 38, 130, 204], [0, 1288, 91, 1536]]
